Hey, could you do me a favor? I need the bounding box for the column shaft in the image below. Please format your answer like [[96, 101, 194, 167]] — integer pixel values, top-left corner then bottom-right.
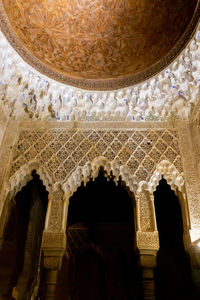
[[39, 269, 58, 300]]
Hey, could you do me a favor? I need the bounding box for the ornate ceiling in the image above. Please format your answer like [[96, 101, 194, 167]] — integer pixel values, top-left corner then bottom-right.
[[0, 1, 199, 122], [0, 23, 200, 122], [0, 0, 199, 89]]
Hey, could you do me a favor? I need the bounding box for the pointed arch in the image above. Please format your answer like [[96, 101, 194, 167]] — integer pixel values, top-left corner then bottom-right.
[[148, 160, 185, 194], [61, 156, 139, 234], [62, 156, 138, 200], [149, 160, 191, 247], [7, 160, 53, 196], [135, 160, 190, 252], [0, 161, 53, 238]]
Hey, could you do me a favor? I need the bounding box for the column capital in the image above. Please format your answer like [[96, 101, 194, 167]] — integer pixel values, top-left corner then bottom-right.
[[42, 231, 66, 270], [136, 231, 159, 252]]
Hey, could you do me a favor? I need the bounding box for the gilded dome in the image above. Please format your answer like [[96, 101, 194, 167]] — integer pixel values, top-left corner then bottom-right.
[[0, 0, 199, 89]]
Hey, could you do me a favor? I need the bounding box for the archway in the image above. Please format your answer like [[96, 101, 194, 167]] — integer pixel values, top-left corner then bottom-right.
[[56, 168, 142, 300], [154, 178, 194, 300], [0, 172, 48, 299]]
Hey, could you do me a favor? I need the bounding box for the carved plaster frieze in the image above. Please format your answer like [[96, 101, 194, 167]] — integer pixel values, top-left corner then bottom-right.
[[0, 20, 199, 122], [0, 128, 184, 235], [7, 128, 182, 194]]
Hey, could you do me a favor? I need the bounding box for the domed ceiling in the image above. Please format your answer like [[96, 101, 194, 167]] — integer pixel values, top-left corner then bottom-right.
[[0, 0, 199, 90]]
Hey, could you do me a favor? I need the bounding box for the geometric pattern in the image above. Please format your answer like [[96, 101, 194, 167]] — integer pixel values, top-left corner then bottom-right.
[[10, 129, 182, 184]]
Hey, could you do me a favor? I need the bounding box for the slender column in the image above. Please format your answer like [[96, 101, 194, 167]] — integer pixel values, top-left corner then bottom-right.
[[39, 269, 58, 300], [135, 189, 159, 299], [178, 125, 200, 244], [136, 231, 159, 300], [39, 184, 65, 300], [139, 250, 157, 300], [39, 231, 66, 300]]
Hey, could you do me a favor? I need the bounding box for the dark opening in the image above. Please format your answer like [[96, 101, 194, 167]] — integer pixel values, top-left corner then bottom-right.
[[57, 169, 142, 300], [0, 172, 48, 299], [154, 178, 194, 300]]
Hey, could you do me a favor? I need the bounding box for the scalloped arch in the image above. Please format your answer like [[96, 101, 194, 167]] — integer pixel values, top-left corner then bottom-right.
[[148, 160, 185, 194], [0, 161, 54, 238], [6, 161, 53, 197], [62, 156, 139, 200]]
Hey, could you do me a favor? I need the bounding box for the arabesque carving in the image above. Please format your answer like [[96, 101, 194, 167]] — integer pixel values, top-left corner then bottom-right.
[[1, 0, 197, 88], [4, 123, 200, 258], [136, 231, 159, 251], [135, 191, 155, 232], [46, 184, 64, 232], [0, 127, 182, 237], [9, 128, 181, 188]]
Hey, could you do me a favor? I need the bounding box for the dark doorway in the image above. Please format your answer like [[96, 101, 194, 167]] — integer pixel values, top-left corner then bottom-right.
[[0, 172, 48, 299], [154, 178, 194, 300], [57, 169, 142, 300], [74, 249, 107, 300]]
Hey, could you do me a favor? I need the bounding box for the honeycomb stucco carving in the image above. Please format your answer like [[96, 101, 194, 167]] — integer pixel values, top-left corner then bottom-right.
[[148, 160, 185, 194], [0, 20, 200, 122]]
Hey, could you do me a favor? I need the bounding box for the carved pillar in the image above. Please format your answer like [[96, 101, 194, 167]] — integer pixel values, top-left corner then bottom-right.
[[135, 190, 159, 300], [178, 124, 200, 296], [178, 125, 200, 245], [45, 185, 64, 232], [39, 231, 66, 300], [38, 185, 66, 299]]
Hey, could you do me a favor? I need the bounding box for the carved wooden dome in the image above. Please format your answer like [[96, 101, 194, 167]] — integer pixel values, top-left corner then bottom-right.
[[0, 0, 199, 89]]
